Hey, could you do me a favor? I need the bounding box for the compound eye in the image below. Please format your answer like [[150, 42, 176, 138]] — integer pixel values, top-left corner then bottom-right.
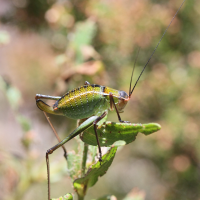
[[119, 90, 129, 99]]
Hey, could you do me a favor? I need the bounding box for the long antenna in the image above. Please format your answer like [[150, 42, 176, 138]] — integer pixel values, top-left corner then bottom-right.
[[129, 48, 140, 97], [129, 0, 185, 96]]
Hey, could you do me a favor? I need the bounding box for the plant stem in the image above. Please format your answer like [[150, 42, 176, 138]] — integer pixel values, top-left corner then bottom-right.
[[81, 143, 88, 176]]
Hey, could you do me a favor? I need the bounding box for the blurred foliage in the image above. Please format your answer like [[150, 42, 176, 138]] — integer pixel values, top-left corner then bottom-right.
[[73, 147, 117, 200], [51, 193, 73, 200], [0, 0, 200, 200]]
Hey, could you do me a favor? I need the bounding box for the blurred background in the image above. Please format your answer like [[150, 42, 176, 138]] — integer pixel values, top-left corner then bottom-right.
[[0, 0, 200, 199]]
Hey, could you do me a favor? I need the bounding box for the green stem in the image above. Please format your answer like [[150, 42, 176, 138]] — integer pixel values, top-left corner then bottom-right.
[[81, 143, 88, 177], [78, 195, 84, 200]]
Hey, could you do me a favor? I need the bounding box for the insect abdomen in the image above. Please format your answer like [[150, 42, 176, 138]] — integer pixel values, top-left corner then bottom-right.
[[54, 84, 108, 119]]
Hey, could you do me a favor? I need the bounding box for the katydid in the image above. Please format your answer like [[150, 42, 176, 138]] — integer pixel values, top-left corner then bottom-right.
[[35, 1, 185, 199]]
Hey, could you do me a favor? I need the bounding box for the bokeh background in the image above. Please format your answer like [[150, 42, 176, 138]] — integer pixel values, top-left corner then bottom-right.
[[0, 0, 200, 200]]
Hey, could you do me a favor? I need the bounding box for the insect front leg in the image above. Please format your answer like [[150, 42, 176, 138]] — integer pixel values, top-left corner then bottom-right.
[[92, 111, 108, 162], [109, 93, 130, 123]]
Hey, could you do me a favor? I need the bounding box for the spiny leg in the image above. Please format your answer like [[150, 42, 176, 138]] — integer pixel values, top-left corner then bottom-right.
[[46, 151, 51, 200], [45, 115, 100, 200], [93, 111, 107, 162], [43, 111, 67, 200], [43, 111, 67, 159], [109, 93, 129, 123], [35, 94, 67, 158]]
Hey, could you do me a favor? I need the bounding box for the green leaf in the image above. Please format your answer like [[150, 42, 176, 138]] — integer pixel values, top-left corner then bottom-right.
[[140, 123, 161, 135], [73, 147, 117, 198], [67, 151, 82, 181], [74, 19, 97, 48], [80, 121, 161, 146], [72, 19, 97, 64]]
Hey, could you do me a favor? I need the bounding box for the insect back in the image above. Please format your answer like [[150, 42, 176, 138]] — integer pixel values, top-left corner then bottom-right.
[[52, 84, 111, 119]]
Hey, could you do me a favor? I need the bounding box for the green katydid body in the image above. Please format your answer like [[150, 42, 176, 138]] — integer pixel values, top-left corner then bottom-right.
[[36, 84, 129, 120], [35, 82, 161, 200], [35, 2, 186, 198], [36, 83, 161, 200]]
